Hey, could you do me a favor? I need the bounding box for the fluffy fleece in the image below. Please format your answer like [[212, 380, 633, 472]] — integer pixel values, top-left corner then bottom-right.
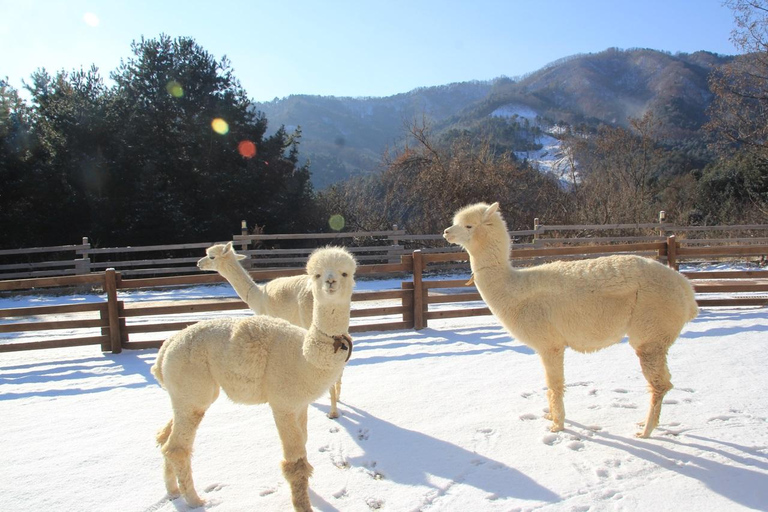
[[152, 246, 357, 511], [443, 202, 698, 438], [197, 242, 343, 418]]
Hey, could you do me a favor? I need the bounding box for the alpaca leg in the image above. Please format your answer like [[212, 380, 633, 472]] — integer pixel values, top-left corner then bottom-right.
[[539, 347, 566, 432], [635, 343, 673, 438], [273, 409, 313, 512], [328, 377, 342, 419], [162, 409, 207, 508], [156, 419, 179, 497]]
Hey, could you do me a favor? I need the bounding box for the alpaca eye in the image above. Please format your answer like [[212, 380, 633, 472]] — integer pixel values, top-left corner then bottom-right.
[[315, 274, 321, 279], [209, 255, 216, 260], [342, 272, 348, 277], [465, 225, 472, 229]]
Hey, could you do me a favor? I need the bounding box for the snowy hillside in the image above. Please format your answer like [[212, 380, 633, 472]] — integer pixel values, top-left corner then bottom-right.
[[491, 104, 576, 185], [1, 282, 767, 511]]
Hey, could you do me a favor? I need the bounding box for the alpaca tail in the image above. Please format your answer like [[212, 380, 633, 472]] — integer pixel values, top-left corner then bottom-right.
[[151, 346, 165, 388], [681, 275, 699, 322]]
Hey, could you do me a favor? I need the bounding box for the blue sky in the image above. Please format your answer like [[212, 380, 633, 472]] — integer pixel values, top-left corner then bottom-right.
[[1, 1, 739, 103]]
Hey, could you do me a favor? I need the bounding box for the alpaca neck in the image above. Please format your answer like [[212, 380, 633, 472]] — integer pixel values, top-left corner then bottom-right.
[[468, 235, 512, 274], [303, 298, 352, 369], [310, 300, 350, 336], [468, 236, 525, 305], [219, 259, 264, 313]]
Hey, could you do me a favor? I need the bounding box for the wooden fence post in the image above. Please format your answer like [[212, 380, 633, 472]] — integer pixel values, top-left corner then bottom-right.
[[389, 224, 400, 264], [412, 250, 425, 330], [76, 236, 91, 274], [533, 218, 540, 246], [104, 268, 122, 354], [238, 220, 252, 270], [667, 235, 678, 270]]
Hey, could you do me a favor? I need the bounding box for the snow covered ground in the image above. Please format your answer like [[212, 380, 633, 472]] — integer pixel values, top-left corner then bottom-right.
[[2, 278, 768, 511]]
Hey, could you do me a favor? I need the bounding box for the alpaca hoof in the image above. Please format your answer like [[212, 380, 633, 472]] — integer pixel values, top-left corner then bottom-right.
[[543, 412, 553, 421], [549, 424, 564, 433], [327, 411, 339, 419]]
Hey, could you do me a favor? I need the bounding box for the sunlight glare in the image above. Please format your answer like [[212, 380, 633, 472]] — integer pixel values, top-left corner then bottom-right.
[[166, 80, 183, 98], [83, 13, 100, 27], [238, 140, 257, 158], [211, 118, 229, 135], [329, 214, 345, 231]]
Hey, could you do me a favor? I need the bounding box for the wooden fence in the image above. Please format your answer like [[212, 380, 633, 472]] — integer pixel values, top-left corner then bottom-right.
[[2, 214, 767, 280], [1, 237, 767, 354]]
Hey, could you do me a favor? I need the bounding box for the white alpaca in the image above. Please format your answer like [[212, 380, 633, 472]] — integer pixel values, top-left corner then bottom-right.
[[443, 202, 698, 438], [197, 242, 343, 418], [152, 247, 356, 510]]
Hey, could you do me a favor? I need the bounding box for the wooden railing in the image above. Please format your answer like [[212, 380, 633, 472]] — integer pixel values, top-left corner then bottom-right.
[[2, 216, 767, 280], [1, 238, 766, 354]]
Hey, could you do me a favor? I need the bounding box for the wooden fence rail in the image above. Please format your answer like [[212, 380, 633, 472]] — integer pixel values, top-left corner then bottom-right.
[[3, 216, 768, 280], [1, 238, 767, 354]]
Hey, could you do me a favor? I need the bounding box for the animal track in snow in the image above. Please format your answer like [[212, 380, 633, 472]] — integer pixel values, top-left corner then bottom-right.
[[610, 401, 638, 409], [542, 433, 561, 446], [612, 388, 629, 394], [357, 428, 370, 441], [204, 483, 225, 493], [366, 497, 385, 510], [567, 441, 586, 451], [519, 413, 538, 421], [708, 415, 736, 423]]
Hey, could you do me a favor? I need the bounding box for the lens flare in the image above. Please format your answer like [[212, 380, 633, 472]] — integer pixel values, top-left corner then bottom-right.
[[211, 118, 229, 135], [329, 214, 345, 231], [83, 12, 100, 27], [238, 140, 257, 158], [166, 80, 183, 98]]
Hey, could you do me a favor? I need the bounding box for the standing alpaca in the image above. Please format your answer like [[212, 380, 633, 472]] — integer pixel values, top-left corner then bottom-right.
[[197, 242, 343, 418], [443, 202, 698, 438], [152, 247, 356, 510]]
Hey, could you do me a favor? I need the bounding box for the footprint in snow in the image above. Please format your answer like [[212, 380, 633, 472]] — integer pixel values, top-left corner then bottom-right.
[[357, 428, 370, 441], [542, 433, 561, 446], [475, 427, 496, 440]]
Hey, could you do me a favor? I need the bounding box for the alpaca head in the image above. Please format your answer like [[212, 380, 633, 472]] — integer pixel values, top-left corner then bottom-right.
[[443, 202, 510, 256], [306, 246, 357, 304], [197, 242, 246, 271]]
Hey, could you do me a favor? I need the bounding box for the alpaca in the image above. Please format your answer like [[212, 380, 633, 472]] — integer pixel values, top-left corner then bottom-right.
[[152, 246, 356, 510], [197, 242, 343, 418], [443, 202, 699, 438]]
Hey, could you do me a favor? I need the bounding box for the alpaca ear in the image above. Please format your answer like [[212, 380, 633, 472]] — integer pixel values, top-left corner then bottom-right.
[[224, 241, 233, 253], [236, 253, 246, 261], [483, 202, 500, 221]]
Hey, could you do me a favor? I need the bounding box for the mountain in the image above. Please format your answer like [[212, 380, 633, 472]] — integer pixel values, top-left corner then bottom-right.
[[253, 48, 732, 189]]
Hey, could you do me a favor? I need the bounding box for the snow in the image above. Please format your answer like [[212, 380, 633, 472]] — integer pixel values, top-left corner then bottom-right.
[[2, 277, 768, 512], [490, 103, 577, 185]]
